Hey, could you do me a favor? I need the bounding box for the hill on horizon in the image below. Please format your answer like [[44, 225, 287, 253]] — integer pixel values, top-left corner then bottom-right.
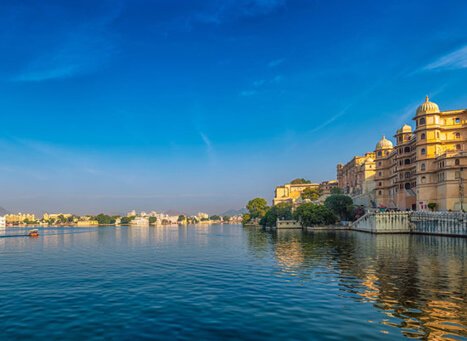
[[0, 206, 10, 216], [220, 208, 247, 217]]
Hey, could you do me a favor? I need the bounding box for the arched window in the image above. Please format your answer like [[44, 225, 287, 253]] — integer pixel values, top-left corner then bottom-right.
[[378, 190, 382, 195], [421, 176, 426, 184], [456, 144, 462, 150], [404, 146, 411, 153], [421, 163, 426, 171], [405, 172, 411, 179], [419, 118, 426, 125], [377, 151, 382, 157], [378, 182, 382, 186], [421, 148, 426, 155], [404, 183, 411, 190], [404, 159, 411, 165], [455, 117, 460, 124], [421, 133, 426, 140], [455, 159, 460, 166], [455, 132, 461, 139]]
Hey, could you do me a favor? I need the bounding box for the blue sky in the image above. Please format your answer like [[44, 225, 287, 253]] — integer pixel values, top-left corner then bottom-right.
[[0, 0, 466, 215]]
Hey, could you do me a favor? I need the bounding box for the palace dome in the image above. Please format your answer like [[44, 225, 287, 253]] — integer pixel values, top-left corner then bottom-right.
[[416, 96, 440, 115], [401, 124, 412, 132], [375, 136, 393, 150]]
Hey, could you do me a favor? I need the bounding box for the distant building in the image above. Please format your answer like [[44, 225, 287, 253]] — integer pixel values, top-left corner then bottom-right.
[[0, 216, 5, 228], [197, 212, 209, 220], [5, 213, 35, 224], [319, 180, 339, 195], [130, 217, 149, 227], [77, 220, 99, 227], [337, 152, 376, 206], [273, 182, 319, 206], [43, 213, 73, 221]]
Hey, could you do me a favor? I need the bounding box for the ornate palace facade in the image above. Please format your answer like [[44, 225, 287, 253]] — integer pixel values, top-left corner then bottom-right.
[[338, 97, 466, 211]]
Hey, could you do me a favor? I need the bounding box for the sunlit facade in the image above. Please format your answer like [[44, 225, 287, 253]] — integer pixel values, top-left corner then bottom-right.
[[273, 180, 337, 206], [339, 97, 467, 211]]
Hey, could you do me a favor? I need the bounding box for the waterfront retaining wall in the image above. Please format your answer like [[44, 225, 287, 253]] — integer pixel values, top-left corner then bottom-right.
[[351, 212, 411, 234], [411, 212, 467, 237], [351, 211, 467, 237]]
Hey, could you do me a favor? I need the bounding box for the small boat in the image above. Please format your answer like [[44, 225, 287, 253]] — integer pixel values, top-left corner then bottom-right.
[[28, 229, 39, 237]]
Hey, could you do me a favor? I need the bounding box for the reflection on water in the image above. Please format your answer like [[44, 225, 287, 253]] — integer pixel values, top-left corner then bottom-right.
[[0, 225, 465, 340], [245, 228, 467, 340]]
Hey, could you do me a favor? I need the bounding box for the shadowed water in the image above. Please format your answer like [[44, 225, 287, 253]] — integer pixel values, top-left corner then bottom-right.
[[0, 225, 465, 340]]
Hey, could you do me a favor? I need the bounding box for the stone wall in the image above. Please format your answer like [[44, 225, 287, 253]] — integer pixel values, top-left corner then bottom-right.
[[351, 212, 410, 234], [351, 211, 467, 237], [411, 212, 467, 237]]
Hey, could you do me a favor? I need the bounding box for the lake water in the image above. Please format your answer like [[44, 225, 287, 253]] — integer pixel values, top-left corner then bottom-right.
[[0, 225, 465, 340]]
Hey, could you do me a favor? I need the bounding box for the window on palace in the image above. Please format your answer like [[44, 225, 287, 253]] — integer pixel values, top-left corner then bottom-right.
[[419, 118, 426, 125], [421, 176, 426, 184], [421, 148, 426, 155], [421, 133, 426, 140], [405, 172, 410, 179], [378, 172, 382, 176], [378, 190, 382, 195], [455, 117, 460, 124], [404, 183, 411, 190], [455, 132, 461, 139], [404, 147, 410, 153], [455, 159, 460, 166], [378, 161, 381, 166], [421, 163, 426, 171], [378, 182, 382, 186], [404, 159, 410, 165], [377, 151, 382, 157], [456, 144, 462, 150]]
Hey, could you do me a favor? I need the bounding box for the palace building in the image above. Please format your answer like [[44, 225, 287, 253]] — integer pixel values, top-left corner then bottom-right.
[[338, 97, 466, 211], [337, 152, 376, 206], [273, 180, 338, 206]]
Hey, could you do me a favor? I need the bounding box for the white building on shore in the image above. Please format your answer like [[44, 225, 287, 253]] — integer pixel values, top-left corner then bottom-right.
[[0, 216, 6, 228]]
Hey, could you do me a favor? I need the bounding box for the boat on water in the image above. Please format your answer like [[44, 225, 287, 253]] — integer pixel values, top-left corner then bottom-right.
[[28, 229, 39, 237]]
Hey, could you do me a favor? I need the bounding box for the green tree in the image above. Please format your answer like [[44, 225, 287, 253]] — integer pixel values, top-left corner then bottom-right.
[[293, 203, 337, 227], [178, 215, 186, 222], [246, 198, 269, 219], [301, 187, 321, 201], [223, 215, 230, 223], [120, 216, 135, 225], [242, 213, 251, 225], [428, 202, 437, 211], [290, 178, 311, 184], [330, 187, 344, 195], [149, 216, 157, 224], [210, 215, 221, 221], [324, 194, 354, 221], [95, 214, 116, 225], [260, 203, 293, 227]]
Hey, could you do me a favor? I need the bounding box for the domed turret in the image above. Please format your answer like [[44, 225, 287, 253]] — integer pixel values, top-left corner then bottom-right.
[[416, 96, 440, 116], [401, 124, 412, 132], [375, 136, 393, 150]]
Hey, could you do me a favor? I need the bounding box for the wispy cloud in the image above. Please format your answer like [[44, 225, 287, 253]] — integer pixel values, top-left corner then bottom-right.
[[199, 132, 213, 153], [194, 0, 286, 25], [268, 58, 285, 68], [240, 75, 283, 96], [240, 90, 257, 97], [423, 45, 467, 71], [10, 2, 123, 82]]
